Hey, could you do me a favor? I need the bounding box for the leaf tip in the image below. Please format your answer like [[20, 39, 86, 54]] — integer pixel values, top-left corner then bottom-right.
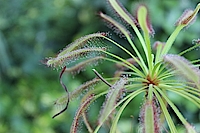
[[175, 3, 200, 27], [136, 4, 154, 35]]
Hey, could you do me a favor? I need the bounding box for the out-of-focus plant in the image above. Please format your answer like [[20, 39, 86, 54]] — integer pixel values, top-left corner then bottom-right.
[[44, 0, 200, 132]]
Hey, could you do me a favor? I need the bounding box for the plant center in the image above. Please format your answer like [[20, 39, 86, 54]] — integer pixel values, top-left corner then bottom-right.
[[143, 74, 159, 87]]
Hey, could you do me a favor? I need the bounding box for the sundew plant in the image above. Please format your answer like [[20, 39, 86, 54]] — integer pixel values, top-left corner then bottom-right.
[[44, 0, 200, 133]]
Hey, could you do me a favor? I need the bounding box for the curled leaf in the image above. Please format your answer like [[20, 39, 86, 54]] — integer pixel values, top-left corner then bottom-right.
[[52, 66, 70, 118], [175, 3, 200, 27], [153, 41, 165, 51], [136, 5, 154, 35], [93, 69, 112, 87], [54, 78, 101, 106]]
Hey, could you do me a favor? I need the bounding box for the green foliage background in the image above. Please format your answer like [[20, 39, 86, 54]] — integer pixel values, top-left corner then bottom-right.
[[0, 0, 199, 133]]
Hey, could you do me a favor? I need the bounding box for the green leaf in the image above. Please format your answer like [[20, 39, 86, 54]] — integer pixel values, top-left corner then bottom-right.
[[153, 89, 178, 133], [175, 3, 200, 26], [98, 77, 127, 125], [137, 5, 154, 35], [164, 54, 200, 84], [108, 0, 137, 26], [109, 88, 145, 133], [155, 86, 198, 133]]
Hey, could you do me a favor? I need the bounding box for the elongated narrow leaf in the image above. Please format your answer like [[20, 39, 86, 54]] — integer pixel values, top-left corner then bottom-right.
[[59, 32, 107, 56], [155, 86, 197, 133], [65, 56, 105, 75], [110, 88, 146, 133], [161, 3, 200, 56], [98, 77, 127, 125], [99, 12, 131, 38], [164, 54, 200, 84], [139, 99, 161, 133], [108, 0, 137, 26], [136, 5, 154, 35], [46, 47, 106, 68], [175, 3, 200, 27], [70, 94, 95, 133], [153, 89, 178, 133]]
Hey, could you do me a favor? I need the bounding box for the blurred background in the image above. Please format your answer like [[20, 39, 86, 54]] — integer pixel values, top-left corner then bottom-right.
[[0, 0, 199, 133]]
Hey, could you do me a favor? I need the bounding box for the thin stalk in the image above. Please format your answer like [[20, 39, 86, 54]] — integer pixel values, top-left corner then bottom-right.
[[153, 45, 164, 75], [102, 36, 147, 74], [108, 0, 148, 65], [93, 88, 145, 133], [155, 43, 163, 64], [131, 24, 149, 66], [161, 25, 184, 56], [151, 61, 162, 77], [109, 88, 146, 133], [155, 86, 198, 133], [103, 57, 142, 77], [148, 84, 153, 101], [165, 89, 200, 107], [102, 53, 145, 77], [144, 32, 153, 75], [155, 86, 188, 125], [158, 72, 174, 80], [125, 83, 143, 90], [179, 43, 200, 56], [191, 59, 200, 64], [107, 0, 149, 74], [92, 69, 112, 87], [127, 36, 149, 74], [153, 89, 178, 133], [156, 64, 167, 74], [82, 112, 94, 133], [159, 83, 200, 94]]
